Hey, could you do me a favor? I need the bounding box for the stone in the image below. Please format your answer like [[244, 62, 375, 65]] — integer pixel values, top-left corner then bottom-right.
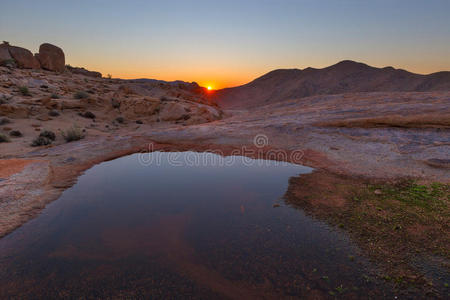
[[8, 46, 40, 69], [36, 43, 65, 72], [0, 43, 13, 65], [66, 65, 101, 78]]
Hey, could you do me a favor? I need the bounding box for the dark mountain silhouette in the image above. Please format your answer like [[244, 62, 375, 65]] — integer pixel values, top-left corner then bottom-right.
[[213, 60, 450, 108]]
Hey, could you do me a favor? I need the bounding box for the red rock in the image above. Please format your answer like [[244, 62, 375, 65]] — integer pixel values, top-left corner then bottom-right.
[[0, 43, 13, 65], [7, 46, 40, 69], [36, 43, 65, 72]]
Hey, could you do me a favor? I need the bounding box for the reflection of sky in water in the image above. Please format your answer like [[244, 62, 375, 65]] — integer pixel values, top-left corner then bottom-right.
[[0, 153, 388, 298]]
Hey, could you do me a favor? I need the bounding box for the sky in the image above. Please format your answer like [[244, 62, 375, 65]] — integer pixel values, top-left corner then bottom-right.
[[1, 0, 449, 89]]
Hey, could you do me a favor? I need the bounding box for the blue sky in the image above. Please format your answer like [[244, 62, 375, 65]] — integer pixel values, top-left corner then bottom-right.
[[1, 0, 449, 88]]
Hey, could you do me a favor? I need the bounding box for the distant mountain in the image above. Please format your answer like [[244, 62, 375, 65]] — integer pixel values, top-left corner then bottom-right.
[[213, 60, 450, 108]]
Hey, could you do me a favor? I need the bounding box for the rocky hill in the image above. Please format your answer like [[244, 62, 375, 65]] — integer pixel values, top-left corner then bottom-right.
[[0, 42, 223, 157], [213, 60, 450, 108]]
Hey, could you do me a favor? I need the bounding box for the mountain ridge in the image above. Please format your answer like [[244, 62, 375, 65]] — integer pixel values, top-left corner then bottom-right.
[[213, 60, 450, 108]]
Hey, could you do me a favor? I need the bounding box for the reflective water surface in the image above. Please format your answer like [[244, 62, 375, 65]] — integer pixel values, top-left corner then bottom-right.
[[0, 152, 389, 298]]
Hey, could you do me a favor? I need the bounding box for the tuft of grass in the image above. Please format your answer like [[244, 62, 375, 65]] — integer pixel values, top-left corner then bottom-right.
[[48, 110, 60, 117], [0, 134, 10, 143], [19, 86, 31, 96], [9, 130, 22, 137], [39, 130, 56, 141], [61, 126, 85, 143], [74, 91, 89, 99], [0, 117, 11, 125], [80, 111, 96, 119], [31, 136, 51, 147]]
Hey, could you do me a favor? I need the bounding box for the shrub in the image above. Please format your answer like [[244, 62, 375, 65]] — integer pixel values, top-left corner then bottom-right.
[[107, 74, 112, 79], [111, 98, 120, 109], [39, 130, 56, 141], [48, 110, 60, 117], [31, 136, 52, 147], [0, 117, 11, 125], [136, 120, 143, 124], [0, 59, 16, 68], [0, 134, 10, 143], [80, 111, 96, 119], [61, 126, 85, 142], [51, 93, 60, 99], [9, 130, 22, 137], [19, 86, 31, 96], [116, 117, 124, 124], [74, 91, 89, 99]]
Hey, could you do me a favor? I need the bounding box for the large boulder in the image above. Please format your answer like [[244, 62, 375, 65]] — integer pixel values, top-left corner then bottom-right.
[[36, 43, 65, 72], [8, 45, 40, 69], [0, 43, 13, 66]]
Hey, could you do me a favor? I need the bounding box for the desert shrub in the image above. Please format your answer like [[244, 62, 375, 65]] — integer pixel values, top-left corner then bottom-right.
[[31, 136, 52, 147], [116, 117, 124, 124], [9, 130, 22, 137], [51, 93, 60, 99], [107, 74, 112, 79], [0, 59, 16, 68], [136, 120, 143, 124], [111, 98, 120, 109], [48, 110, 60, 117], [61, 126, 85, 142], [19, 86, 31, 96], [74, 91, 89, 99], [0, 117, 11, 125], [80, 111, 96, 119], [39, 130, 56, 141], [0, 134, 10, 143]]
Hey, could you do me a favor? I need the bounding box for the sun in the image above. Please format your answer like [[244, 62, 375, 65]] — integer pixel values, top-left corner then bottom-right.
[[207, 86, 212, 91]]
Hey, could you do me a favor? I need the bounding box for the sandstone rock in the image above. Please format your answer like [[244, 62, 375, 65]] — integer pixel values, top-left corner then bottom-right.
[[0, 43, 13, 66], [66, 65, 101, 78], [159, 102, 190, 121], [8, 46, 40, 69], [120, 98, 160, 119], [36, 43, 65, 72], [0, 104, 30, 118]]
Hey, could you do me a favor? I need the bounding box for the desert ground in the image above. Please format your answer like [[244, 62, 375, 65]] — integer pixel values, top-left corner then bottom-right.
[[0, 43, 449, 297]]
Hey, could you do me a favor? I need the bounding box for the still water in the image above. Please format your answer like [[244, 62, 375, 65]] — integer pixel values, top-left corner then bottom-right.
[[0, 152, 388, 298]]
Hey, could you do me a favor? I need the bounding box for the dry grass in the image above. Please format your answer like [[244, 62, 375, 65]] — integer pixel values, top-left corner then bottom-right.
[[315, 114, 450, 129]]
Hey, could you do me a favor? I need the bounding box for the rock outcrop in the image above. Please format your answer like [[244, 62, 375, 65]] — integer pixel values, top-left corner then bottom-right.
[[35, 43, 65, 72], [7, 45, 40, 69], [0, 43, 13, 65], [66, 65, 102, 78]]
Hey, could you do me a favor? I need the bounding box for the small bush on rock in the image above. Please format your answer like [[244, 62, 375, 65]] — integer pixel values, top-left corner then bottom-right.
[[74, 91, 89, 99], [9, 130, 22, 137], [61, 126, 85, 142], [116, 117, 124, 124], [0, 134, 10, 143], [31, 136, 52, 147], [51, 93, 60, 99], [39, 130, 56, 141], [19, 86, 31, 96], [48, 110, 60, 117], [0, 117, 11, 125], [80, 111, 96, 119]]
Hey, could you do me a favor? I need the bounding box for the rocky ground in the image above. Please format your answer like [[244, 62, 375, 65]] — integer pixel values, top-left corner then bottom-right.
[[0, 59, 449, 296]]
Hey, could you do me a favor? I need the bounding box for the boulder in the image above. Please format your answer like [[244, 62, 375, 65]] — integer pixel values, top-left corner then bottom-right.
[[7, 45, 40, 69], [0, 43, 13, 66], [36, 43, 65, 72]]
